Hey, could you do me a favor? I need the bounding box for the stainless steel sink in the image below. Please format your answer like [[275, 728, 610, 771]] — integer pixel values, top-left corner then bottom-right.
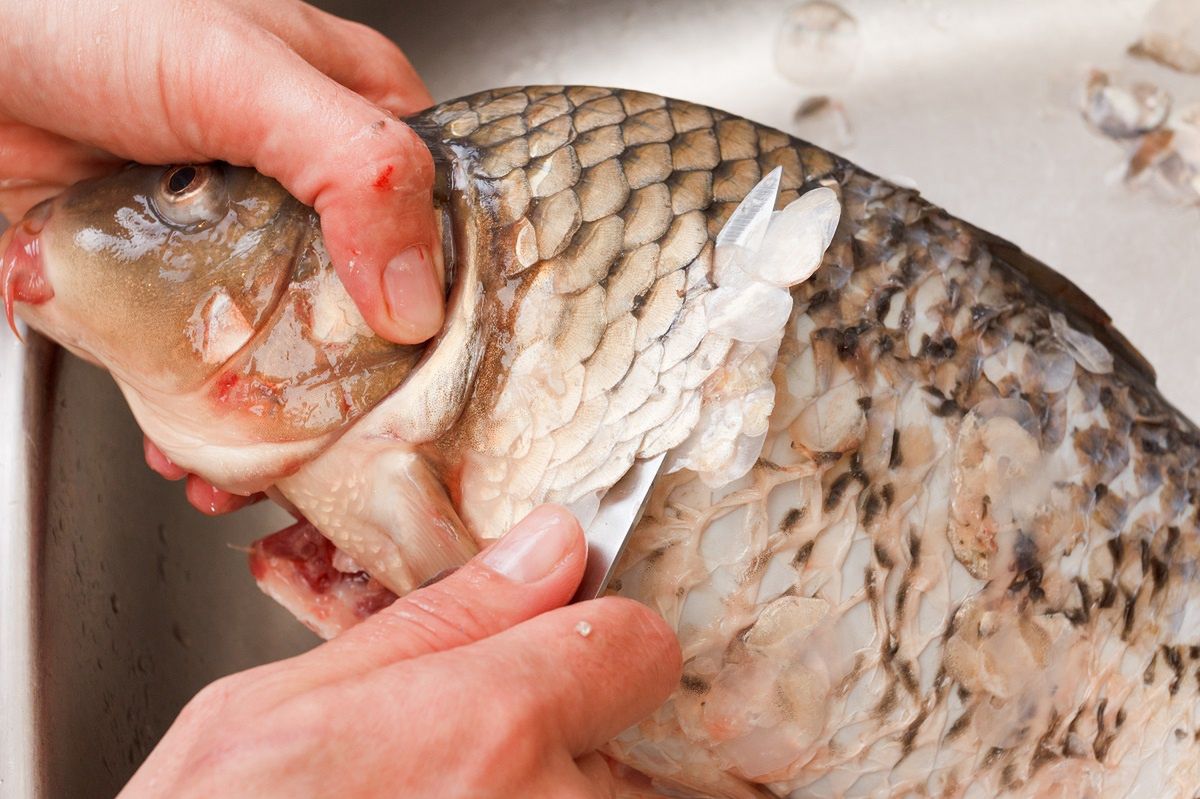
[[2, 0, 1195, 796]]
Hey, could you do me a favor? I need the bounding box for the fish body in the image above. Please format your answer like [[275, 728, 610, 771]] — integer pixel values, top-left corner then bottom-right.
[[4, 87, 1200, 798]]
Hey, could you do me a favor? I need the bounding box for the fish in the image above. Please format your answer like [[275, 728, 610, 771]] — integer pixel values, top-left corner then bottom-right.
[[3, 85, 1199, 799]]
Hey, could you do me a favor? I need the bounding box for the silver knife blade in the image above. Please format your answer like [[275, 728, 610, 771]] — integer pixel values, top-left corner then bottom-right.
[[571, 170, 782, 603], [572, 451, 666, 602]]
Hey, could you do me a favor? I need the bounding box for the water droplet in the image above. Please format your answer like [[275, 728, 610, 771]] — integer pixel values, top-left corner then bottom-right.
[[775, 1, 861, 90], [574, 620, 593, 638]]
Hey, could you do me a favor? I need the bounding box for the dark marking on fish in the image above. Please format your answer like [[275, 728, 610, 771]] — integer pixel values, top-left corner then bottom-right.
[[824, 471, 857, 511], [849, 451, 868, 485], [836, 325, 862, 361], [1066, 577, 1093, 626], [924, 335, 957, 361], [680, 674, 710, 694], [630, 290, 648, 318], [889, 429, 903, 469], [934, 397, 962, 417], [882, 483, 896, 508], [946, 708, 973, 740], [1144, 650, 1158, 685], [1107, 535, 1124, 567], [1009, 534, 1045, 601], [743, 550, 772, 582], [875, 682, 898, 717], [1151, 556, 1168, 597], [806, 289, 832, 310], [1165, 525, 1181, 556], [896, 580, 909, 618], [1140, 539, 1152, 579], [873, 542, 893, 569], [781, 507, 805, 531], [908, 533, 920, 565], [815, 450, 843, 464], [1165, 646, 1184, 696], [793, 540, 815, 567], [1099, 579, 1117, 609], [899, 708, 928, 757], [857, 396, 873, 411], [897, 661, 918, 694], [875, 287, 900, 322], [864, 567, 878, 607], [1000, 763, 1018, 791], [983, 747, 1005, 768], [1122, 589, 1138, 641], [862, 491, 883, 526]]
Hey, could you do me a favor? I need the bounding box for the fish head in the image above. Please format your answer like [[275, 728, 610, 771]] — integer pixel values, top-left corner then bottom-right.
[[2, 164, 421, 492], [2, 163, 309, 395]]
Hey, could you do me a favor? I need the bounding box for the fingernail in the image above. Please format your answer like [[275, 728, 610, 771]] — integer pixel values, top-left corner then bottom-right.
[[481, 506, 577, 583], [382, 245, 444, 342]]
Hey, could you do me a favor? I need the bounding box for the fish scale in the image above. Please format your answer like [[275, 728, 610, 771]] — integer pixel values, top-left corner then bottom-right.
[[6, 85, 1200, 798]]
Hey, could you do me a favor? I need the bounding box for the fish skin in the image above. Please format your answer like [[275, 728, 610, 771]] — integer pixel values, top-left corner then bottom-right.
[[7, 86, 1200, 797], [404, 87, 1200, 798]]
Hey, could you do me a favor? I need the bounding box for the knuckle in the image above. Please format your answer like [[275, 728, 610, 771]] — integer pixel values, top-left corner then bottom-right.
[[381, 587, 495, 649], [178, 672, 247, 728]]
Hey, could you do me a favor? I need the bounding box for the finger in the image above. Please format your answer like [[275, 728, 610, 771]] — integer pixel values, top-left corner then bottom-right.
[[236, 1, 432, 115], [425, 595, 681, 757], [144, 437, 187, 480], [576, 752, 617, 798], [297, 504, 585, 680], [0, 120, 120, 221], [0, 120, 120, 185], [161, 28, 443, 343], [0, 183, 60, 226], [185, 474, 262, 516]]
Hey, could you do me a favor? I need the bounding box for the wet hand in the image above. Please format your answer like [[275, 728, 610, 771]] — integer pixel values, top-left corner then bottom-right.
[[0, 0, 447, 511], [0, 0, 444, 343], [117, 506, 683, 799]]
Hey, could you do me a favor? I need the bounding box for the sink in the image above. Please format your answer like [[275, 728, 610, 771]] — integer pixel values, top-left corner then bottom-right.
[[1, 0, 1193, 796]]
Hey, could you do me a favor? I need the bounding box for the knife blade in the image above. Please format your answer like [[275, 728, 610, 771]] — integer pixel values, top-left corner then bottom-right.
[[571, 169, 783, 603]]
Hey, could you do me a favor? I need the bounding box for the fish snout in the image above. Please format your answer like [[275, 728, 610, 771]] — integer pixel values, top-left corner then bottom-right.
[[2, 198, 56, 336]]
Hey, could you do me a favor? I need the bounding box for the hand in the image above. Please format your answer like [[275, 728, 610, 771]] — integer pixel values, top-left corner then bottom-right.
[[0, 0, 447, 510], [118, 505, 683, 799], [0, 0, 443, 344]]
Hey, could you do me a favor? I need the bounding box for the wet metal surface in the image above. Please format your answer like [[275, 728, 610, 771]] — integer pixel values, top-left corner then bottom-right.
[[2, 0, 1196, 796]]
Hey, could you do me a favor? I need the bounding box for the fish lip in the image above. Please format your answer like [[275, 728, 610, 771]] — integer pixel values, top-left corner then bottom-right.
[[2, 218, 54, 338], [1, 203, 56, 339]]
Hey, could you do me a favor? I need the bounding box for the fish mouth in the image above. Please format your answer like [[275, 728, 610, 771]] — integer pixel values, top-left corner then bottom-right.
[[2, 199, 56, 337]]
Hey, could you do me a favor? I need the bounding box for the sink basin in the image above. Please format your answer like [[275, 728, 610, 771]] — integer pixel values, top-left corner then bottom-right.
[[2, 0, 1193, 796]]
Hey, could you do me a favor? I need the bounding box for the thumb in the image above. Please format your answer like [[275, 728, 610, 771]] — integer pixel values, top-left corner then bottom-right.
[[300, 504, 586, 682]]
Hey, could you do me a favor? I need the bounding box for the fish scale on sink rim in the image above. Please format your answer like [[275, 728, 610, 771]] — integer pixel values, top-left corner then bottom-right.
[[3, 85, 1199, 798]]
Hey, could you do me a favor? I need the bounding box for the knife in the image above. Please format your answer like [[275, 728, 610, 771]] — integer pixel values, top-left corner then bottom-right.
[[571, 169, 783, 603]]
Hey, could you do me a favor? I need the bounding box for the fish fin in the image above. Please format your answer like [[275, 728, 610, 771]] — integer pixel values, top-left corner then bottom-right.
[[248, 518, 397, 640], [976, 226, 1158, 386], [276, 439, 480, 596]]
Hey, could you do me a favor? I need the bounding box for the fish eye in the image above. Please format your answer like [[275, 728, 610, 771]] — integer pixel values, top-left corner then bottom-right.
[[152, 164, 228, 229]]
